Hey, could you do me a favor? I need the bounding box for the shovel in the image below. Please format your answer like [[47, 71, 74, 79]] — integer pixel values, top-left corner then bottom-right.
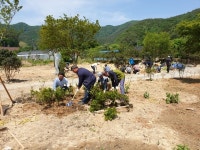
[[66, 89, 78, 106], [0, 76, 16, 106]]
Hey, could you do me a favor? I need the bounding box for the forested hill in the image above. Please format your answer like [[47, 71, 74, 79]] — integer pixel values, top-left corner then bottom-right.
[[95, 20, 138, 44], [11, 8, 200, 46], [11, 22, 41, 47]]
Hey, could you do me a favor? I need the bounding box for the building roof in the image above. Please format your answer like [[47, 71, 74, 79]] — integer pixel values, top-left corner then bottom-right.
[[0, 47, 19, 51], [17, 50, 49, 56]]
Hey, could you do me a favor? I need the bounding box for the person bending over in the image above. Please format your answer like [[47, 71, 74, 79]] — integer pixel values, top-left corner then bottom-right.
[[71, 65, 96, 104], [103, 69, 125, 94], [97, 72, 109, 93]]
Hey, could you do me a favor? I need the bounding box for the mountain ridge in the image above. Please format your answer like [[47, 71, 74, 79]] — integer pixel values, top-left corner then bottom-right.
[[10, 8, 200, 47]]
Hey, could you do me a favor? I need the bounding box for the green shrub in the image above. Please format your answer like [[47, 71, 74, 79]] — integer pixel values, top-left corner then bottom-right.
[[0, 49, 22, 81], [89, 99, 105, 112], [31, 87, 54, 106], [89, 85, 129, 112], [104, 107, 117, 121], [144, 91, 150, 99], [54, 87, 66, 104], [31, 87, 69, 106], [166, 92, 179, 104], [173, 144, 190, 150], [125, 83, 130, 93]]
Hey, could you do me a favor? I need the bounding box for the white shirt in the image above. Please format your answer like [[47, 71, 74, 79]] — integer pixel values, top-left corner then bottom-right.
[[53, 77, 69, 90]]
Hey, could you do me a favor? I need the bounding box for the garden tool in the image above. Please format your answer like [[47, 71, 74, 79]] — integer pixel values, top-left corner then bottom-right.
[[66, 88, 79, 106], [0, 76, 16, 106]]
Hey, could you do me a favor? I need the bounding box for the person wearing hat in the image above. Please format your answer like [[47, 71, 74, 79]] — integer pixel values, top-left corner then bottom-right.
[[53, 72, 69, 90], [71, 65, 96, 104], [97, 72, 109, 93]]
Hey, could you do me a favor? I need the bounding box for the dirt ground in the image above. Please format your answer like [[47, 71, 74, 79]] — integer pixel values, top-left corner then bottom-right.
[[0, 62, 200, 150]]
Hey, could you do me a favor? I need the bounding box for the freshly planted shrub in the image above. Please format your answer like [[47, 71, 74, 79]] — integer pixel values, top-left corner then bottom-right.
[[89, 99, 105, 112], [145, 67, 156, 81], [166, 92, 179, 104], [144, 91, 150, 99], [125, 83, 130, 93], [31, 87, 54, 106], [104, 107, 117, 121], [54, 87, 66, 104], [31, 87, 69, 106], [173, 144, 190, 150], [89, 85, 129, 112]]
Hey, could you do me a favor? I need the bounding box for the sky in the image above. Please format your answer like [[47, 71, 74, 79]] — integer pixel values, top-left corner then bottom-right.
[[11, 0, 200, 26]]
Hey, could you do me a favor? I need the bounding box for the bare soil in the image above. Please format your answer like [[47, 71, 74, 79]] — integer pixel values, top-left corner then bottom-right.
[[0, 62, 200, 150]]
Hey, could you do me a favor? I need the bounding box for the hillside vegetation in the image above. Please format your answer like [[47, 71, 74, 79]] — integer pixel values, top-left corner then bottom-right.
[[10, 8, 200, 47]]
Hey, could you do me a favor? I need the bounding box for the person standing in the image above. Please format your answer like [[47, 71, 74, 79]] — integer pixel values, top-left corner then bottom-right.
[[165, 56, 172, 73], [129, 57, 135, 68], [103, 69, 125, 94], [54, 50, 62, 75], [71, 65, 96, 104], [53, 72, 69, 91]]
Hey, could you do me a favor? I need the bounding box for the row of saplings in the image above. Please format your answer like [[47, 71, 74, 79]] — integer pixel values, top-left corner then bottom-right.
[[30, 83, 179, 121], [30, 83, 131, 121]]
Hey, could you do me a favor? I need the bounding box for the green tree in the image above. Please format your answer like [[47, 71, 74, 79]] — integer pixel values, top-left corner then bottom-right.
[[0, 49, 22, 81], [176, 14, 200, 56], [39, 14, 100, 63], [143, 32, 170, 59], [0, 0, 22, 44], [170, 38, 187, 58], [0, 27, 20, 46]]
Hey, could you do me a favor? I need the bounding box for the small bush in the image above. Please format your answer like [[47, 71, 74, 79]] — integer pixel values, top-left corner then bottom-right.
[[0, 49, 22, 81], [166, 92, 179, 104], [31, 87, 69, 106], [144, 91, 150, 99], [104, 107, 117, 121], [173, 144, 190, 150], [54, 87, 66, 104], [31, 87, 54, 106], [125, 83, 130, 93], [89, 99, 104, 112], [89, 85, 129, 112]]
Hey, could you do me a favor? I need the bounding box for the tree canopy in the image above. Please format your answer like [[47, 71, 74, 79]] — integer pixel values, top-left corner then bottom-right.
[[176, 14, 200, 56], [39, 14, 100, 63], [143, 32, 170, 59], [0, 0, 22, 43]]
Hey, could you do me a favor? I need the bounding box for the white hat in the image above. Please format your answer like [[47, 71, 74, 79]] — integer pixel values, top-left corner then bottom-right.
[[97, 72, 102, 77]]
